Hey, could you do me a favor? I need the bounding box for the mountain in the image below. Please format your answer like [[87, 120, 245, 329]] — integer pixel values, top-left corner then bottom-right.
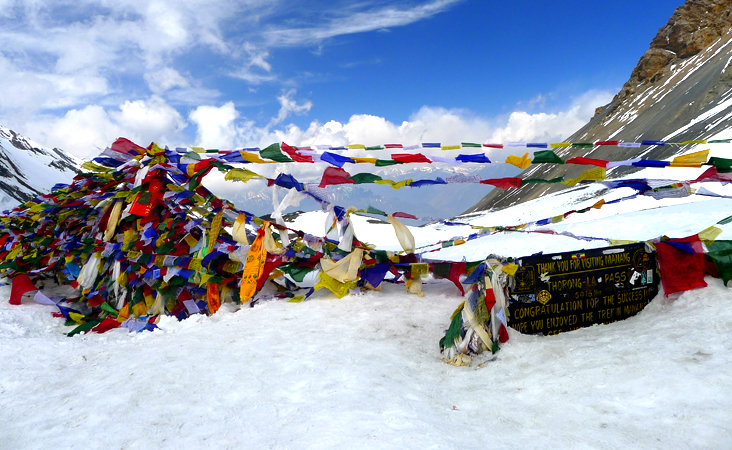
[[468, 0, 732, 213], [0, 125, 80, 210]]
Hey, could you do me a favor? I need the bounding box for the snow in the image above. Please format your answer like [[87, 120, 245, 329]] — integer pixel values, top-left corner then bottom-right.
[[2, 177, 732, 449]]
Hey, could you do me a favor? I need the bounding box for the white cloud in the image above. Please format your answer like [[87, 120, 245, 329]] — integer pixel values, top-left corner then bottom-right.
[[144, 67, 190, 94], [111, 96, 186, 139], [263, 0, 464, 47], [250, 89, 615, 159], [27, 96, 187, 159], [270, 89, 312, 126], [189, 101, 256, 149]]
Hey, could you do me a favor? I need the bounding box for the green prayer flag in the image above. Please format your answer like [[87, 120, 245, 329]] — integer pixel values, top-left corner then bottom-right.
[[366, 206, 387, 216], [708, 240, 732, 286], [67, 318, 103, 337], [439, 304, 464, 351], [709, 139, 732, 143], [572, 143, 594, 148], [375, 159, 403, 167], [708, 157, 732, 173], [461, 142, 482, 148], [531, 150, 564, 164], [350, 173, 383, 184], [280, 264, 316, 283], [365, 146, 383, 151], [521, 176, 564, 185], [260, 143, 293, 163]]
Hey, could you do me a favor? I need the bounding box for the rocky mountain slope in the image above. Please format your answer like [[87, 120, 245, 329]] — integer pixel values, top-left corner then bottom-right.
[[469, 0, 732, 213], [0, 125, 79, 210]]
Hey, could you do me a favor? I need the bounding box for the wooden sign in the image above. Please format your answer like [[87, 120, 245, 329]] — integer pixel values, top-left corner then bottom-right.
[[508, 243, 658, 335]]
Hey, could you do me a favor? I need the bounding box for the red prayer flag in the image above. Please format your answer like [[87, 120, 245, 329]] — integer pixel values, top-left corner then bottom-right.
[[483, 143, 504, 149], [480, 178, 522, 189], [392, 212, 419, 220], [281, 142, 314, 163], [694, 167, 732, 183], [383, 144, 403, 149], [9, 274, 37, 305], [595, 140, 619, 146], [319, 166, 355, 187], [391, 153, 431, 164], [92, 318, 122, 334], [498, 324, 510, 343], [566, 157, 608, 167], [110, 137, 146, 156], [484, 287, 496, 311], [656, 240, 707, 297]]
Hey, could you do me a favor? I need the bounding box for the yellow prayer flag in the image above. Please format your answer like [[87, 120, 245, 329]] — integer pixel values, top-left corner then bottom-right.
[[240, 151, 276, 164], [184, 233, 199, 248], [117, 303, 130, 322], [505, 153, 531, 169], [314, 272, 357, 299], [198, 273, 214, 287], [562, 167, 606, 186], [191, 146, 206, 153], [679, 140, 707, 145], [224, 168, 263, 183], [351, 157, 378, 164], [347, 144, 366, 149], [69, 312, 86, 325], [189, 258, 204, 272], [208, 210, 224, 251], [592, 199, 605, 209], [699, 225, 723, 245], [154, 255, 166, 267], [223, 261, 240, 273], [672, 149, 709, 165], [609, 239, 638, 246], [374, 179, 413, 189], [7, 245, 22, 260], [410, 263, 430, 279], [670, 162, 703, 168], [550, 142, 571, 148], [501, 263, 519, 276], [441, 145, 461, 151], [132, 301, 147, 318], [240, 226, 267, 302], [149, 143, 166, 155]]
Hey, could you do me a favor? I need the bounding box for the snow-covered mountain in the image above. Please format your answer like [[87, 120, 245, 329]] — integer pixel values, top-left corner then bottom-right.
[[470, 0, 732, 212], [0, 125, 79, 210]]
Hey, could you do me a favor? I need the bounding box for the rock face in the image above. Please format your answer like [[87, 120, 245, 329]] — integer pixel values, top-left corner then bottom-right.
[[468, 0, 732, 213], [0, 125, 79, 209]]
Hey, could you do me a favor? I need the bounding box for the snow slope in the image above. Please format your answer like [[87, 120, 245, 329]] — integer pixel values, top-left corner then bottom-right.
[[1, 169, 732, 449], [0, 125, 79, 210]]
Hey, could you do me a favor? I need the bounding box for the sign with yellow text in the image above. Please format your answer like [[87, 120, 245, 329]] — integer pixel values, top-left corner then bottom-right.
[[508, 243, 658, 335]]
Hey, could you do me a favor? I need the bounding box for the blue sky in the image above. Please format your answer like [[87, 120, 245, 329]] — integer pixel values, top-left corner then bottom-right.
[[0, 0, 682, 158]]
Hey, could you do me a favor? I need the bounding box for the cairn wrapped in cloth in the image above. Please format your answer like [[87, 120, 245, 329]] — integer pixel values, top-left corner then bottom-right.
[[440, 258, 510, 366]]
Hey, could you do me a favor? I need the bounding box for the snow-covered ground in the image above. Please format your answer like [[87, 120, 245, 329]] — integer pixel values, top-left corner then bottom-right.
[[2, 156, 732, 449]]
